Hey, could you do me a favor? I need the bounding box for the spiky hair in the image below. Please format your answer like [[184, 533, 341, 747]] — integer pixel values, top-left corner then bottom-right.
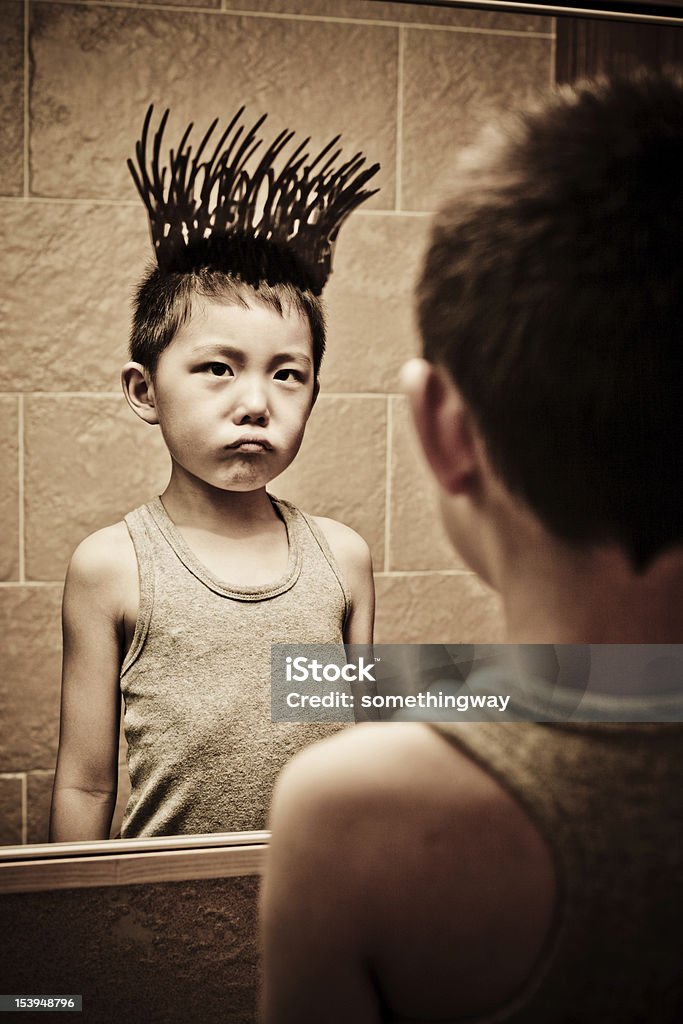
[[127, 104, 380, 294]]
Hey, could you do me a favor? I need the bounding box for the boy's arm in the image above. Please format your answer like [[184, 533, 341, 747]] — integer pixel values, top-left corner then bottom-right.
[[313, 517, 375, 645], [49, 526, 132, 842]]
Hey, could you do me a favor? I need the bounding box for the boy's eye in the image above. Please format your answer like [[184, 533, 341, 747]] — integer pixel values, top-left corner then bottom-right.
[[274, 368, 304, 383], [206, 363, 233, 377]]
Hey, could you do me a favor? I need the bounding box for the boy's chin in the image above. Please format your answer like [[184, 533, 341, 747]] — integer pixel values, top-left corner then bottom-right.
[[172, 455, 298, 495], [212, 476, 273, 493], [181, 470, 275, 495]]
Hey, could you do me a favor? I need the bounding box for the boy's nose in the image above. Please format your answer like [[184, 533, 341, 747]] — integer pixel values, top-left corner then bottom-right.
[[232, 380, 270, 425]]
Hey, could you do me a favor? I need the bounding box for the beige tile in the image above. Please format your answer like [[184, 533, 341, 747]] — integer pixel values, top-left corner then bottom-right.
[[389, 396, 463, 571], [0, 586, 63, 771], [24, 396, 170, 581], [221, 0, 551, 32], [0, 775, 23, 845], [0, 397, 19, 580], [30, 5, 396, 206], [322, 213, 430, 394], [26, 769, 54, 845], [402, 28, 553, 211], [0, 200, 150, 392], [375, 572, 504, 643], [271, 395, 386, 571], [0, 1, 23, 197]]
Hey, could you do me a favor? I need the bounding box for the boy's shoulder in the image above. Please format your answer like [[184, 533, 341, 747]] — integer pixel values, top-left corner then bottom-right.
[[269, 723, 556, 1012], [65, 521, 137, 610], [308, 516, 374, 605], [310, 516, 372, 573]]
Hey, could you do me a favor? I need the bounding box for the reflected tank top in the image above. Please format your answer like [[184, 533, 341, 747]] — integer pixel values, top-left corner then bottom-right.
[[120, 495, 348, 838]]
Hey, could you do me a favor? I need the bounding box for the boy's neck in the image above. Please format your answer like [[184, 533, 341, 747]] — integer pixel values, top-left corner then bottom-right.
[[498, 541, 683, 644], [470, 475, 683, 643], [160, 468, 279, 534]]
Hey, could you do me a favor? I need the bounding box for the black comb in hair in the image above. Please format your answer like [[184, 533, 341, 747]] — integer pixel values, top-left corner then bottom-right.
[[127, 104, 380, 294]]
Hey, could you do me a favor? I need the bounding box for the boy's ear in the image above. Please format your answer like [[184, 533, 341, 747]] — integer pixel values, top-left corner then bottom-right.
[[121, 362, 159, 425], [401, 358, 478, 495]]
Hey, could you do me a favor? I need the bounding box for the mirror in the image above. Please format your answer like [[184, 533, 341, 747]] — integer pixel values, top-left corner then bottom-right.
[[1, 0, 682, 855]]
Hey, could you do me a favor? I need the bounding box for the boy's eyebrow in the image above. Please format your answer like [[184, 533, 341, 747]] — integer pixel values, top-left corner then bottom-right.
[[191, 343, 312, 369], [190, 343, 246, 362], [271, 352, 313, 369]]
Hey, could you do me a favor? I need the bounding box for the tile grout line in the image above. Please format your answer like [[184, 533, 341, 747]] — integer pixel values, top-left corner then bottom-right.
[[0, 581, 64, 587], [384, 395, 393, 573], [26, 0, 556, 38], [0, 197, 433, 217], [395, 25, 405, 213], [18, 395, 25, 583], [0, 197, 140, 207], [21, 772, 28, 846], [4, 573, 474, 581], [23, 0, 29, 199], [374, 569, 474, 577]]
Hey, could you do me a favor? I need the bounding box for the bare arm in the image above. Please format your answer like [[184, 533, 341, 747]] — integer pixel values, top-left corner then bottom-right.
[[261, 737, 384, 1024], [49, 526, 133, 842]]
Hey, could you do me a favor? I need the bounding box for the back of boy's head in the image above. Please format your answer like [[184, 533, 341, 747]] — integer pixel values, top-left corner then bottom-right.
[[130, 235, 326, 376], [417, 71, 683, 572]]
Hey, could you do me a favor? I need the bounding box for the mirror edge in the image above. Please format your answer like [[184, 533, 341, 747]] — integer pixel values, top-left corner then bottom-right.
[[0, 831, 269, 894]]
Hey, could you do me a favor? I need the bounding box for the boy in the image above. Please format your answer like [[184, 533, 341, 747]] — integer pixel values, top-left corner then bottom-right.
[[49, 107, 378, 841], [261, 73, 683, 1022]]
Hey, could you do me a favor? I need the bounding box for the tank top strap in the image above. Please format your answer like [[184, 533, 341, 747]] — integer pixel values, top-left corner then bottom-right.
[[272, 497, 351, 622], [120, 504, 157, 677]]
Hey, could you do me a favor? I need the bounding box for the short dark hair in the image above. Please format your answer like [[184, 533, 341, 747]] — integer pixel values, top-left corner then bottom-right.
[[417, 72, 683, 572], [130, 237, 326, 376]]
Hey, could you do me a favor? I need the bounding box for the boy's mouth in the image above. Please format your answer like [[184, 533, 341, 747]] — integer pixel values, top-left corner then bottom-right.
[[227, 437, 273, 452]]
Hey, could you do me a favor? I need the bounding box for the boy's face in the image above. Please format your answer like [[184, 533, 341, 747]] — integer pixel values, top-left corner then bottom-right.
[[144, 297, 317, 492]]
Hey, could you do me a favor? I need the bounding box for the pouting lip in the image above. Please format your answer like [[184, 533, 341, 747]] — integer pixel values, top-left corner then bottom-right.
[[226, 437, 273, 450]]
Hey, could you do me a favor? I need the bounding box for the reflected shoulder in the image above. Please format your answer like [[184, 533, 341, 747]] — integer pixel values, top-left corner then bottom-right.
[[67, 521, 135, 581], [64, 521, 137, 615], [312, 516, 373, 578]]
